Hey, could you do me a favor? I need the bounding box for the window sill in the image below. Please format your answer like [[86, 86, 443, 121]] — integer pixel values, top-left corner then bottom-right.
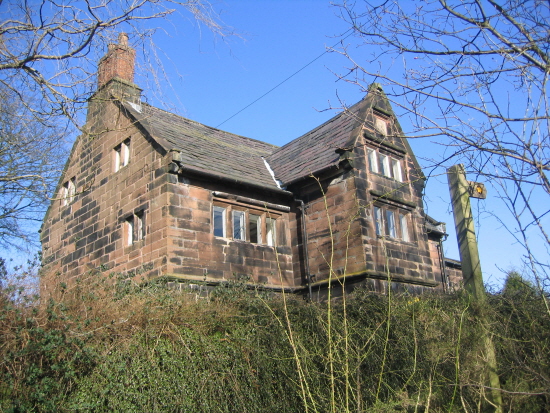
[[369, 171, 403, 183], [376, 235, 414, 244], [125, 238, 145, 252]]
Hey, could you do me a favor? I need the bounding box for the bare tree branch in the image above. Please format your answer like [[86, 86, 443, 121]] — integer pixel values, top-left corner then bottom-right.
[[333, 0, 550, 294]]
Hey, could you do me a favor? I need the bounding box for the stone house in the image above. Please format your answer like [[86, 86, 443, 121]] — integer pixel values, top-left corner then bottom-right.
[[40, 34, 462, 299]]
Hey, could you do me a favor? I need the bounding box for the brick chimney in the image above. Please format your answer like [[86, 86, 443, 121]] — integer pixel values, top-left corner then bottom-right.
[[97, 33, 136, 87], [86, 33, 141, 132]]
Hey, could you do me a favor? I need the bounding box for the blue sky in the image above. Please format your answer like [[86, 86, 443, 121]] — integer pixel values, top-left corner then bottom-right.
[[134, 0, 528, 287]]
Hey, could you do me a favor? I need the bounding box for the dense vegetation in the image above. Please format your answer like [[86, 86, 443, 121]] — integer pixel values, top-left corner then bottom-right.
[[0, 270, 548, 412]]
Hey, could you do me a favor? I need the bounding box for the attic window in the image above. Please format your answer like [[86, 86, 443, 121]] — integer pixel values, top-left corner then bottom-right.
[[61, 177, 76, 206], [374, 116, 388, 135], [114, 139, 130, 172]]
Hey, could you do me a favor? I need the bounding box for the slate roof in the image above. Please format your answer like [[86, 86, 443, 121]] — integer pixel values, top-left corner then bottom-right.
[[267, 98, 367, 186], [121, 89, 383, 191], [122, 102, 280, 189]]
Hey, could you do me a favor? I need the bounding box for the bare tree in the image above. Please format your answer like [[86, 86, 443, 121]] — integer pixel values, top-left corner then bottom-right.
[[333, 0, 550, 293], [0, 0, 229, 248], [0, 87, 66, 248], [0, 0, 228, 127]]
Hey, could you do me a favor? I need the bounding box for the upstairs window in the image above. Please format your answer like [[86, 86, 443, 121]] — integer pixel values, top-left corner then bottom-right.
[[392, 158, 403, 182], [367, 149, 378, 174], [380, 154, 391, 177], [126, 210, 145, 246], [367, 148, 404, 182], [114, 139, 130, 172], [61, 177, 76, 206], [374, 206, 411, 242]]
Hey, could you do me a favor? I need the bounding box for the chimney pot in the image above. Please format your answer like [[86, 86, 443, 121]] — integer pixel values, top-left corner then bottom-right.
[[97, 33, 136, 88], [118, 32, 129, 46]]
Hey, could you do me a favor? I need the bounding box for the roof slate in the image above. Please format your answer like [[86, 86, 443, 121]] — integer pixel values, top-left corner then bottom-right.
[[121, 88, 386, 191], [123, 102, 280, 189], [266, 99, 366, 185]]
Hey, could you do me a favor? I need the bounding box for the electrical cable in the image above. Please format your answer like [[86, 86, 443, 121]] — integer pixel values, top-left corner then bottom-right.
[[215, 30, 354, 129]]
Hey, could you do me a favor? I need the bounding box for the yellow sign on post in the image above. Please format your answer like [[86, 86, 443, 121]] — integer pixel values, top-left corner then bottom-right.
[[468, 181, 487, 199]]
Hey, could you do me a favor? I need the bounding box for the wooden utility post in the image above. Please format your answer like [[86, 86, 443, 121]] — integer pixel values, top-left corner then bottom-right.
[[447, 164, 486, 301], [447, 164, 502, 412]]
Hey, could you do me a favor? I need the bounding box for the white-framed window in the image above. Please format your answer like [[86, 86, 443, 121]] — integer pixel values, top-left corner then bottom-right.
[[380, 154, 391, 177], [374, 206, 383, 236], [366, 148, 405, 182], [400, 213, 410, 242], [367, 149, 379, 173], [126, 215, 134, 245], [126, 210, 145, 246], [249, 214, 261, 244], [213, 203, 280, 246], [392, 158, 403, 182], [266, 217, 276, 247], [233, 210, 246, 241], [114, 139, 130, 172], [213, 206, 226, 238], [374, 206, 411, 241], [61, 177, 76, 206], [386, 209, 396, 238]]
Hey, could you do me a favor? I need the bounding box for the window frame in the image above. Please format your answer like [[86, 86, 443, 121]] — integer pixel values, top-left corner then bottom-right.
[[374, 206, 383, 236], [380, 153, 391, 177], [373, 205, 412, 242], [366, 147, 406, 182], [400, 213, 410, 242], [114, 138, 131, 172], [232, 210, 246, 241], [374, 115, 388, 136], [367, 149, 379, 174], [266, 217, 277, 247], [61, 177, 76, 206], [213, 206, 227, 238], [385, 209, 396, 238], [391, 158, 403, 182], [249, 214, 261, 244], [126, 210, 145, 246], [212, 201, 281, 246]]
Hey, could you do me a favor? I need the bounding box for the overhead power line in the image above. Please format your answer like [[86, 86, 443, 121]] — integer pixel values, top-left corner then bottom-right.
[[215, 30, 354, 129]]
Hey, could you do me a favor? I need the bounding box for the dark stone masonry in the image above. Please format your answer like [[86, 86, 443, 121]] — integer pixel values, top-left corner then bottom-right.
[[41, 34, 462, 299]]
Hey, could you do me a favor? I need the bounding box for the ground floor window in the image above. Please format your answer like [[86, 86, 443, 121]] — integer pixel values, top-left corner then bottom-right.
[[249, 214, 261, 244], [233, 210, 246, 240], [213, 206, 226, 237], [213, 202, 281, 246], [266, 217, 276, 247]]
